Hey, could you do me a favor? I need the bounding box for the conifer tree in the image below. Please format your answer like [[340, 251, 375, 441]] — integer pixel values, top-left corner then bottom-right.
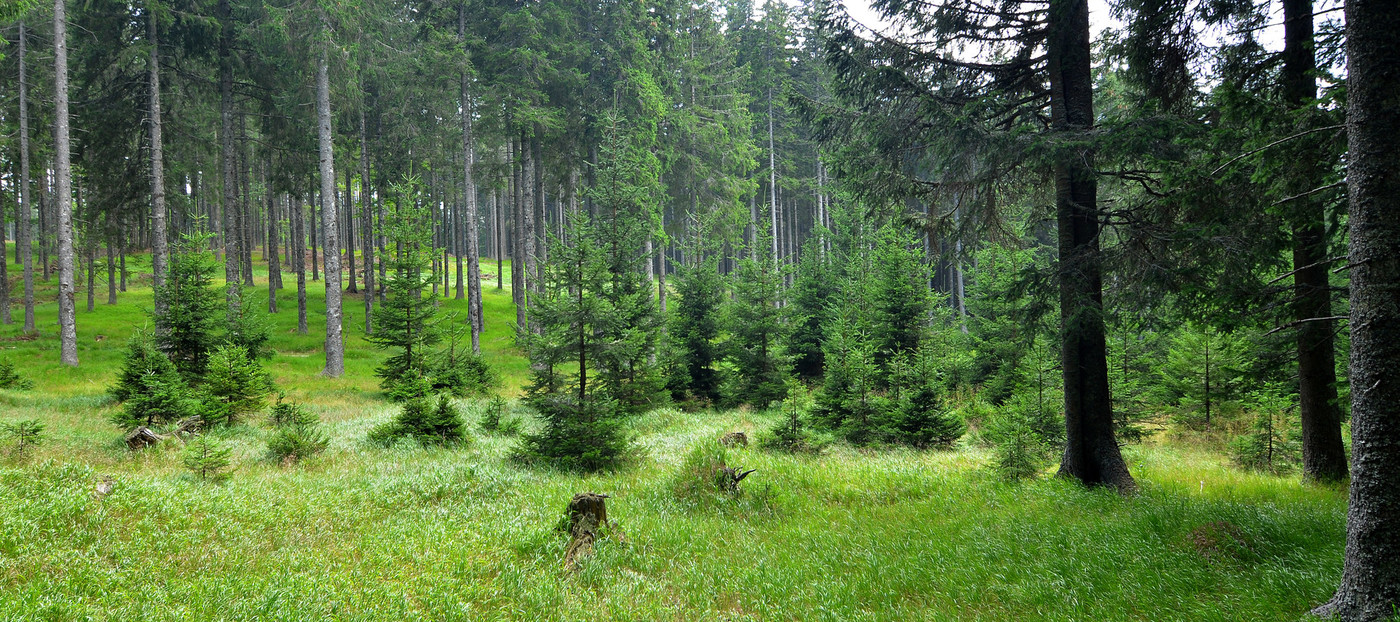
[[366, 188, 440, 400], [667, 258, 725, 404], [723, 229, 789, 409]]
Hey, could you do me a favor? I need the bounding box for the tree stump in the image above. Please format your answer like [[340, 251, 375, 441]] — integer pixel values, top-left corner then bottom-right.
[[173, 417, 203, 437], [716, 466, 756, 494], [93, 476, 114, 499], [719, 432, 748, 447], [562, 492, 609, 570], [124, 427, 167, 451]]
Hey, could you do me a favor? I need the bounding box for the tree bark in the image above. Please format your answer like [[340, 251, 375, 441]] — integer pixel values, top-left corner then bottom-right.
[[460, 11, 482, 352], [55, 0, 79, 366], [317, 48, 344, 377], [218, 0, 239, 314], [268, 187, 279, 313], [345, 160, 357, 294], [1281, 0, 1349, 483], [295, 195, 308, 334], [147, 8, 169, 318], [360, 104, 374, 334], [19, 21, 35, 334], [1311, 2, 1400, 618], [1047, 0, 1132, 492]]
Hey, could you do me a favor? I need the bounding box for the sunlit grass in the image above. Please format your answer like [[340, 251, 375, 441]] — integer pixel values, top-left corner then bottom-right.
[[0, 244, 1349, 621]]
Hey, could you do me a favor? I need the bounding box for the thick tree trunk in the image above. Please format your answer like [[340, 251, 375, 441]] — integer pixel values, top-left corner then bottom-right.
[[310, 190, 319, 281], [317, 49, 344, 377], [268, 189, 279, 313], [345, 162, 357, 294], [148, 9, 169, 317], [240, 116, 253, 287], [19, 22, 35, 334], [1312, 3, 1400, 618], [523, 135, 538, 304], [54, 0, 78, 366], [1281, 0, 1349, 483], [1047, 0, 1132, 492], [512, 137, 527, 331]]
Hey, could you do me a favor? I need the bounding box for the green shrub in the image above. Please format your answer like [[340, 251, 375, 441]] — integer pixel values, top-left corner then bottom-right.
[[267, 392, 317, 427], [111, 370, 204, 430], [893, 380, 964, 449], [1229, 391, 1301, 473], [0, 359, 34, 390], [268, 425, 329, 463], [384, 374, 433, 403], [1, 419, 45, 454], [516, 393, 630, 472], [369, 395, 468, 447], [181, 436, 233, 481], [760, 382, 823, 453], [110, 332, 179, 403], [985, 403, 1058, 481], [432, 352, 498, 398]]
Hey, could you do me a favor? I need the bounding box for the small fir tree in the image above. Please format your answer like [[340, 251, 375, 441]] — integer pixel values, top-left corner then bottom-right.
[[0, 359, 34, 390], [182, 435, 233, 481], [369, 395, 468, 447], [667, 258, 725, 404], [203, 344, 273, 425], [1230, 389, 1302, 473], [268, 426, 329, 463], [869, 225, 933, 378], [722, 230, 790, 409], [267, 392, 317, 427], [787, 239, 836, 381], [155, 232, 223, 379], [112, 372, 202, 430], [1, 419, 45, 454], [893, 350, 965, 448], [110, 331, 178, 403], [366, 187, 441, 401]]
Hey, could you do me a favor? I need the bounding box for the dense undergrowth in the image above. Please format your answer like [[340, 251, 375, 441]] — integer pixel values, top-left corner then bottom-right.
[[0, 248, 1350, 620]]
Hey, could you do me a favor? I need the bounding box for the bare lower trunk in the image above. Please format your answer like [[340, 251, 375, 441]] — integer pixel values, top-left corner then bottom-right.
[[148, 9, 169, 317], [268, 189, 279, 313], [218, 0, 239, 315], [317, 49, 344, 377], [1048, 0, 1131, 492], [19, 21, 35, 334], [1282, 0, 1349, 483], [460, 19, 482, 352], [54, 0, 78, 366], [361, 105, 374, 334], [1312, 3, 1400, 618]]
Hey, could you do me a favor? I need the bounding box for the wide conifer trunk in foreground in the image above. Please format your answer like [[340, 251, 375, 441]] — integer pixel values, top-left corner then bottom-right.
[[1312, 2, 1400, 618], [317, 47, 344, 377], [1047, 0, 1133, 493], [55, 0, 78, 367]]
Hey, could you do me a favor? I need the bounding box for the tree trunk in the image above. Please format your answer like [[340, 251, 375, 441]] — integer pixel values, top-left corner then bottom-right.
[[1311, 3, 1400, 618], [218, 0, 239, 314], [460, 13, 482, 352], [361, 104, 374, 334], [240, 115, 253, 287], [317, 48, 344, 377], [512, 137, 527, 331], [106, 215, 116, 305], [147, 9, 169, 317], [310, 189, 319, 281], [1281, 0, 1349, 483], [19, 21, 36, 334], [345, 161, 357, 294], [1047, 0, 1132, 492], [54, 0, 78, 366], [268, 188, 279, 313], [295, 195, 308, 334]]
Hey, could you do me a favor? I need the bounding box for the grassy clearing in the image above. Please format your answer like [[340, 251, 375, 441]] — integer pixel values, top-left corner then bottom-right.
[[0, 248, 1348, 620]]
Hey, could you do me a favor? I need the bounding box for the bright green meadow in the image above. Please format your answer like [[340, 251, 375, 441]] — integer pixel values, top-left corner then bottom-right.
[[0, 248, 1348, 621]]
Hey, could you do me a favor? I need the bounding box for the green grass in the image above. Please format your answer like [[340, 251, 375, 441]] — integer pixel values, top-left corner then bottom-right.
[[0, 246, 1350, 621]]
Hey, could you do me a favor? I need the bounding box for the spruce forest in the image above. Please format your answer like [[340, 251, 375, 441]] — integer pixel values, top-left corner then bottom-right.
[[0, 0, 1398, 619]]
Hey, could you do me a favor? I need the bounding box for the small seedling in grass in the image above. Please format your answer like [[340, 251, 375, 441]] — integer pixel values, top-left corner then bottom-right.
[[2, 419, 45, 454], [182, 436, 233, 481]]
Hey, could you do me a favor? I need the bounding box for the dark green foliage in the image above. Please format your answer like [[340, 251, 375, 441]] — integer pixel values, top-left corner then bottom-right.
[[181, 436, 233, 481], [267, 425, 329, 463], [722, 235, 790, 409], [110, 332, 177, 403], [432, 316, 498, 398], [892, 353, 965, 449], [787, 240, 836, 381], [869, 226, 933, 376], [1, 419, 45, 453], [0, 360, 34, 391], [518, 393, 630, 472], [986, 400, 1062, 481], [225, 287, 273, 360], [1230, 390, 1301, 473], [203, 344, 272, 426], [667, 259, 725, 404], [993, 425, 1046, 482], [369, 395, 468, 447], [760, 381, 822, 453], [267, 392, 317, 428], [812, 306, 891, 444], [112, 372, 203, 430], [366, 191, 441, 401], [1154, 322, 1248, 430], [155, 233, 223, 379]]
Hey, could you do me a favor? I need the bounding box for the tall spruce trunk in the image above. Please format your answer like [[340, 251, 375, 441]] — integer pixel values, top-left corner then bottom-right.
[[317, 48, 344, 377], [345, 163, 356, 294], [218, 0, 239, 313], [1312, 3, 1400, 618], [268, 188, 279, 313], [1282, 0, 1349, 483], [460, 11, 482, 352], [147, 9, 169, 317], [54, 0, 78, 366], [360, 105, 374, 334], [1047, 0, 1132, 492], [767, 89, 778, 265], [19, 21, 35, 334]]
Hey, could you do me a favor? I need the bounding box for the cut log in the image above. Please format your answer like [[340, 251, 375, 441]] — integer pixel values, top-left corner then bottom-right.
[[173, 416, 203, 437], [562, 492, 609, 570], [719, 432, 748, 447], [124, 427, 167, 451]]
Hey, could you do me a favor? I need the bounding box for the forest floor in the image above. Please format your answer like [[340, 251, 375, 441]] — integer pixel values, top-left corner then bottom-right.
[[0, 249, 1348, 621]]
